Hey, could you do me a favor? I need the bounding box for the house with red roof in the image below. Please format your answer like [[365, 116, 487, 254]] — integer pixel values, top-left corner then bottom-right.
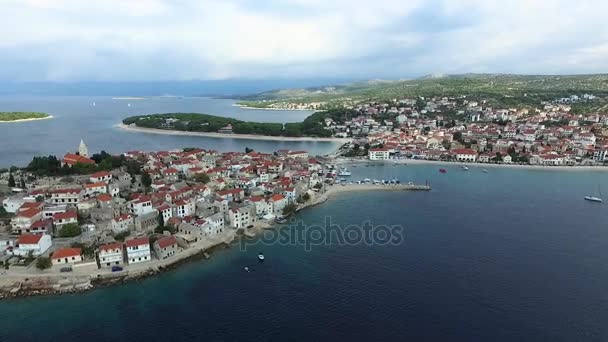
[[111, 214, 134, 233], [99, 242, 124, 267], [269, 194, 287, 215], [12, 233, 52, 257], [62, 153, 95, 167], [52, 211, 78, 228], [154, 235, 179, 259], [125, 237, 151, 264], [89, 171, 112, 183], [51, 247, 83, 265], [10, 208, 42, 234], [85, 182, 108, 195], [451, 148, 478, 162], [50, 188, 82, 205]]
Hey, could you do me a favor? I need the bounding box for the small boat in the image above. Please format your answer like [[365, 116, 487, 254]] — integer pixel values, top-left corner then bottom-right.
[[244, 266, 250, 272], [439, 168, 447, 173], [275, 217, 287, 224], [584, 196, 603, 203], [482, 169, 488, 173], [338, 167, 352, 176], [258, 252, 265, 262], [585, 185, 603, 203], [462, 165, 469, 171]]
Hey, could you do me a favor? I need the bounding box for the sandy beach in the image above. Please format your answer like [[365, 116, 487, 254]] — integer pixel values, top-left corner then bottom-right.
[[336, 157, 608, 172], [0, 115, 54, 123], [232, 103, 317, 111], [117, 123, 352, 143]]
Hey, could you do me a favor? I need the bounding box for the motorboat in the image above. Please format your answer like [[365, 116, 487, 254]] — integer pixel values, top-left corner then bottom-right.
[[258, 252, 265, 262], [584, 196, 603, 202], [439, 168, 447, 173], [338, 167, 352, 176]]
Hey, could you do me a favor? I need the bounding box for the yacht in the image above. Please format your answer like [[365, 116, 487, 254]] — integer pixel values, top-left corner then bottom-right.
[[461, 165, 469, 171], [338, 167, 352, 176], [584, 196, 603, 203], [258, 252, 265, 262], [482, 169, 488, 173]]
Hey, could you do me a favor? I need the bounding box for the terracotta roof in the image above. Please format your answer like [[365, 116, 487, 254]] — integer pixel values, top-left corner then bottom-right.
[[52, 247, 81, 260], [53, 211, 77, 221], [100, 242, 123, 252], [156, 236, 177, 249], [17, 234, 43, 245], [18, 208, 41, 219], [270, 194, 285, 202], [125, 237, 149, 248], [90, 171, 111, 178], [97, 194, 112, 202], [85, 182, 107, 189]]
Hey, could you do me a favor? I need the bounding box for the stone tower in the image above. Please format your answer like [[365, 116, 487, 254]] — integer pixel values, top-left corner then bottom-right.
[[78, 139, 89, 158]]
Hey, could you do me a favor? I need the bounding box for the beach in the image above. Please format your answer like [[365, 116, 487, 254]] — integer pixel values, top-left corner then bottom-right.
[[233, 103, 317, 111], [117, 123, 352, 143], [336, 157, 608, 172], [0, 115, 54, 124]]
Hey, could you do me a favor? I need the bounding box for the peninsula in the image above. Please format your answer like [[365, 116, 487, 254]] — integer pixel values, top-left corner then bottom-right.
[[0, 144, 428, 299], [0, 112, 52, 123]]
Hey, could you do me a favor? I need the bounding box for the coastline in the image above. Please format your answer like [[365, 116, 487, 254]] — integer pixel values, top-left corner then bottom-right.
[[232, 103, 317, 111], [336, 157, 608, 172], [0, 115, 54, 123], [0, 183, 426, 300], [117, 123, 352, 143]]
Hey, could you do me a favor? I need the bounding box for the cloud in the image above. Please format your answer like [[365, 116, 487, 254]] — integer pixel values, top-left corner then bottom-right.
[[0, 0, 607, 81]]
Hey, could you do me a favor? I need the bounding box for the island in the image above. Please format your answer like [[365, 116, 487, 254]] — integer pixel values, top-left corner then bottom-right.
[[0, 112, 52, 123], [120, 111, 353, 141]]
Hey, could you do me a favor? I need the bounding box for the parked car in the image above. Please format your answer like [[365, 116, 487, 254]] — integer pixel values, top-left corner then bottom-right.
[[60, 267, 72, 273], [111, 266, 123, 272]]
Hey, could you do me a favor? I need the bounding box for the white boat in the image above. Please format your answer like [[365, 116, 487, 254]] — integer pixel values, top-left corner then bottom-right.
[[258, 252, 265, 262], [462, 165, 469, 171], [585, 185, 603, 203], [337, 167, 352, 176], [482, 169, 488, 173], [584, 196, 603, 202]]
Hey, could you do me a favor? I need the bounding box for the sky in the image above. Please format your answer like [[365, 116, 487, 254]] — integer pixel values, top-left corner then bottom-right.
[[2, 0, 607, 82]]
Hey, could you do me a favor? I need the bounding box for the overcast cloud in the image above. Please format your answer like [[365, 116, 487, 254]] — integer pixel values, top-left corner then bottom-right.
[[1, 0, 607, 81]]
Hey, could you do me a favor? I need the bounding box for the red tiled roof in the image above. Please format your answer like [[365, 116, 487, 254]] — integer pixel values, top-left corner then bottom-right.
[[100, 242, 123, 252], [85, 182, 107, 189], [157, 236, 177, 249], [125, 237, 149, 248], [52, 247, 81, 260], [53, 211, 77, 221], [270, 194, 285, 202], [97, 194, 112, 202], [17, 234, 43, 245], [63, 153, 95, 165], [90, 171, 111, 178], [19, 208, 41, 219]]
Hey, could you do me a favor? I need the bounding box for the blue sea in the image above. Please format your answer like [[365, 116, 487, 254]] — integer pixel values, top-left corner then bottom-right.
[[2, 164, 608, 341], [0, 96, 335, 167]]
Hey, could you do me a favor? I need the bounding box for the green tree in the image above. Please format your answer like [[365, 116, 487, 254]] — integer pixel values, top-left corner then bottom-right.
[[58, 223, 81, 238], [7, 173, 15, 187], [302, 193, 311, 202], [20, 178, 26, 189], [35, 195, 44, 202], [141, 171, 152, 188], [283, 203, 298, 216], [194, 173, 210, 184], [36, 257, 52, 270], [114, 231, 130, 242], [245, 147, 254, 153]]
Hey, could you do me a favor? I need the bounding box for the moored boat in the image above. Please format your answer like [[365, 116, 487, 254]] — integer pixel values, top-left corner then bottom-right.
[[439, 168, 447, 173], [584, 196, 603, 202]]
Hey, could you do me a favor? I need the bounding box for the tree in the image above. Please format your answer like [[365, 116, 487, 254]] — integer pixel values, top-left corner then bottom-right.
[[283, 203, 298, 216], [58, 223, 81, 238], [35, 195, 44, 202], [194, 173, 210, 184], [245, 147, 254, 153], [20, 178, 25, 189], [114, 231, 130, 242], [141, 171, 152, 188], [302, 193, 311, 202], [36, 257, 52, 270], [157, 211, 165, 228], [7, 173, 15, 187]]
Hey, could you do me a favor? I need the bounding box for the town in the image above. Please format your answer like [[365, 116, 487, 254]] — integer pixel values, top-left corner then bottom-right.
[[0, 141, 334, 281], [309, 94, 608, 166]]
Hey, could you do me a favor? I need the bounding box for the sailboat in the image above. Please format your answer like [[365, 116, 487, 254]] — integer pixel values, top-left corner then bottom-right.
[[584, 185, 603, 202]]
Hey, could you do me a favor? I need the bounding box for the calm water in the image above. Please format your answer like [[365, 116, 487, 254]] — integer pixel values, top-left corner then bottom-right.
[[0, 96, 336, 167], [2, 164, 608, 341]]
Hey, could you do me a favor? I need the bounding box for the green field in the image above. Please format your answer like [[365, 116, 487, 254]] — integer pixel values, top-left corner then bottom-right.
[[0, 112, 50, 122]]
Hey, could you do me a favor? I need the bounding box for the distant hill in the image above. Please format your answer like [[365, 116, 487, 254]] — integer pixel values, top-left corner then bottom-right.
[[238, 74, 608, 106]]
